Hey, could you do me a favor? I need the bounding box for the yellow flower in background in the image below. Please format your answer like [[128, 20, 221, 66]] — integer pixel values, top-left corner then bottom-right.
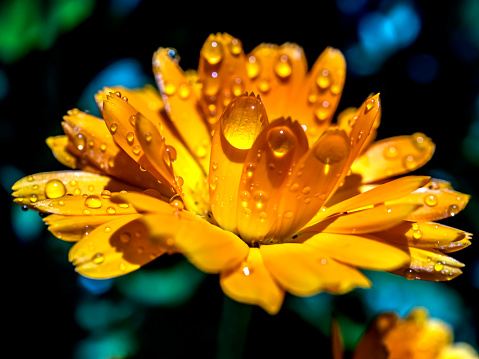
[[12, 33, 472, 314], [350, 308, 479, 359]]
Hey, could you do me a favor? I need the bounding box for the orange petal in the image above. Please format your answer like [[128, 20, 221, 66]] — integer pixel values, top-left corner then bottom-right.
[[274, 128, 351, 239], [220, 248, 285, 315], [236, 117, 308, 244], [305, 204, 420, 234], [290, 47, 346, 143], [12, 171, 141, 208], [209, 93, 268, 233], [312, 176, 430, 224], [29, 191, 137, 216], [303, 233, 410, 271], [374, 221, 472, 253], [246, 42, 308, 121], [390, 247, 464, 281], [152, 47, 211, 170], [69, 214, 165, 279], [260, 243, 371, 296], [44, 214, 116, 242], [386, 184, 470, 221], [138, 212, 249, 274], [351, 133, 435, 183], [198, 33, 253, 128]]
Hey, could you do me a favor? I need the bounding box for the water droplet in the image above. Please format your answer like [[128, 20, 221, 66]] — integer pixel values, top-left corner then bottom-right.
[[126, 132, 134, 144], [92, 253, 104, 264], [58, 200, 64, 206], [178, 83, 190, 99], [84, 195, 102, 209], [169, 194, 185, 210], [212, 162, 218, 171], [166, 145, 177, 163], [330, 82, 341, 95], [289, 183, 299, 192], [202, 39, 224, 65], [110, 123, 118, 134], [118, 202, 129, 209], [404, 268, 417, 280], [246, 163, 256, 178], [274, 54, 292, 79], [266, 126, 296, 157], [27, 175, 34, 182], [175, 176, 184, 187], [283, 211, 293, 219], [308, 89, 318, 104], [29, 194, 38, 203], [100, 143, 107, 152], [448, 204, 458, 217], [413, 230, 423, 239], [114, 91, 121, 98], [403, 155, 417, 170], [120, 232, 131, 243], [383, 146, 399, 159], [314, 133, 348, 164], [412, 132, 428, 150], [32, 184, 39, 190], [254, 191, 269, 209], [434, 262, 444, 271], [163, 81, 177, 96], [304, 197, 311, 204], [106, 206, 116, 214], [132, 145, 141, 155], [144, 132, 152, 143], [365, 98, 375, 112], [83, 209, 91, 215], [119, 263, 126, 271], [246, 56, 260, 79], [316, 69, 330, 89], [229, 38, 242, 55], [75, 133, 86, 151], [412, 223, 420, 231], [88, 185, 95, 192], [105, 226, 111, 233], [196, 144, 208, 159], [314, 101, 330, 121], [231, 77, 244, 97], [73, 188, 82, 195], [259, 211, 267, 220], [101, 190, 111, 199], [302, 186, 311, 195], [258, 78, 271, 93], [243, 208, 252, 216], [424, 194, 438, 207], [129, 115, 136, 127], [45, 179, 66, 199]]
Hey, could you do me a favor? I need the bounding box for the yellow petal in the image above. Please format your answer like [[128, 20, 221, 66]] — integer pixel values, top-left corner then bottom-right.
[[260, 243, 371, 296], [220, 248, 285, 315], [306, 204, 420, 234], [351, 133, 435, 183], [44, 214, 116, 242], [374, 221, 472, 253], [198, 33, 253, 128], [290, 47, 346, 143], [236, 117, 308, 243], [69, 214, 165, 279], [303, 233, 410, 271], [386, 184, 470, 221], [152, 47, 211, 170], [274, 128, 351, 239], [246, 42, 308, 121], [138, 212, 249, 274], [12, 171, 141, 208], [209, 93, 268, 233], [46, 135, 84, 170], [29, 191, 137, 216], [312, 175, 430, 224], [390, 247, 464, 281]]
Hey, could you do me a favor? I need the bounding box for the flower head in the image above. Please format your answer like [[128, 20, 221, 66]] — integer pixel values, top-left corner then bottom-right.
[[12, 33, 472, 314]]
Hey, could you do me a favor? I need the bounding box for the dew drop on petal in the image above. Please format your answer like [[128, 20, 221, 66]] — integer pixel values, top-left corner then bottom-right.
[[231, 77, 244, 97], [45, 179, 66, 199], [27, 175, 34, 182], [274, 54, 292, 79], [106, 206, 116, 214], [383, 146, 399, 159], [246, 56, 260, 79], [75, 133, 86, 151], [203, 39, 224, 65], [169, 194, 185, 210], [314, 133, 348, 164], [254, 191, 268, 209], [434, 262, 444, 271], [212, 162, 218, 171], [163, 81, 177, 96], [316, 69, 330, 89], [283, 211, 293, 219], [412, 223, 420, 231], [132, 145, 141, 155], [404, 268, 417, 280], [120, 232, 131, 243], [84, 195, 102, 209], [413, 230, 423, 239], [266, 126, 296, 157], [145, 132, 152, 143], [448, 204, 458, 217], [92, 253, 104, 264], [259, 211, 268, 220], [289, 183, 299, 192], [101, 190, 111, 199], [110, 123, 118, 134], [365, 98, 375, 112], [258, 78, 271, 93], [129, 115, 136, 127], [126, 132, 135, 144], [229, 38, 242, 55], [424, 194, 438, 207], [178, 83, 190, 99], [166, 145, 177, 163], [403, 155, 417, 170], [100, 143, 107, 152], [175, 176, 184, 187]]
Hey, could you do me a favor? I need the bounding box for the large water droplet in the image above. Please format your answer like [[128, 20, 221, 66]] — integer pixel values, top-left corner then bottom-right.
[[254, 191, 269, 209], [314, 133, 348, 164], [266, 126, 296, 157], [404, 268, 417, 280], [126, 132, 135, 144], [434, 262, 444, 271], [45, 179, 66, 199], [84, 195, 102, 209], [424, 194, 438, 207], [316, 69, 330, 89], [274, 54, 292, 79], [258, 78, 271, 93], [448, 204, 458, 217], [163, 81, 177, 96], [403, 155, 417, 170], [169, 194, 185, 210], [110, 123, 118, 134], [203, 39, 224, 65], [246, 56, 260, 79], [413, 230, 423, 239], [166, 145, 177, 163]]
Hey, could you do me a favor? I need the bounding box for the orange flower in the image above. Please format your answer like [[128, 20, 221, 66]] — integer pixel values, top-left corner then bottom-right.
[[349, 308, 479, 359], [12, 33, 472, 314]]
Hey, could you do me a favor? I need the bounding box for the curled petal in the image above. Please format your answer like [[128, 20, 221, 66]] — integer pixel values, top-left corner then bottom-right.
[[291, 47, 346, 142], [209, 93, 268, 232], [220, 248, 285, 315], [374, 222, 472, 253], [351, 133, 435, 183], [69, 214, 164, 279], [303, 233, 410, 271], [274, 128, 351, 239], [12, 170, 140, 207], [391, 247, 464, 281], [386, 184, 470, 221], [152, 47, 211, 170], [198, 33, 253, 128], [236, 117, 308, 243], [307, 204, 421, 234], [246, 42, 308, 121], [260, 243, 371, 296], [44, 214, 117, 242]]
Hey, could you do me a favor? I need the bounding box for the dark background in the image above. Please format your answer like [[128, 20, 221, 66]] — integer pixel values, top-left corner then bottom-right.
[[2, 0, 478, 358]]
